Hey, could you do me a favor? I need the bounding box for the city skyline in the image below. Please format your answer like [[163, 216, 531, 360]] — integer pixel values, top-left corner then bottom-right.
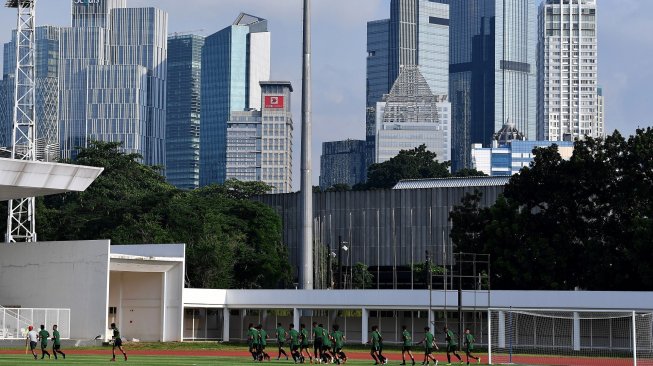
[[0, 0, 650, 189]]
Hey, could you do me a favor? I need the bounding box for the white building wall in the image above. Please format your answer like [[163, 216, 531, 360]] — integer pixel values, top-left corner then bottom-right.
[[0, 240, 110, 340], [247, 32, 270, 110]]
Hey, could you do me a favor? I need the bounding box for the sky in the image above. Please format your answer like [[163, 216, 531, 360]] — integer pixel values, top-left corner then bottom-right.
[[0, 0, 651, 189]]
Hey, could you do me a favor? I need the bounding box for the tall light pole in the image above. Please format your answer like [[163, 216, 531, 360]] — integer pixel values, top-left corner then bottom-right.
[[299, 0, 313, 289]]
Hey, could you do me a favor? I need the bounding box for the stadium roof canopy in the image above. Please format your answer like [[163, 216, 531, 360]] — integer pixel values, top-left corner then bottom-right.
[[392, 176, 511, 189], [0, 158, 103, 201]]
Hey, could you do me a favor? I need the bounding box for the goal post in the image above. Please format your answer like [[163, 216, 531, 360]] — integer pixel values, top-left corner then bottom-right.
[[487, 308, 653, 365]]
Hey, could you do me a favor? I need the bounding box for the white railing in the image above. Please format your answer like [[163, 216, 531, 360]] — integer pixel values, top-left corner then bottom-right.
[[0, 307, 70, 340]]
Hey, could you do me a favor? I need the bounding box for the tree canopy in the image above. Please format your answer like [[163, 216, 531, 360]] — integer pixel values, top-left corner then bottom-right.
[[450, 129, 653, 290], [38, 141, 292, 289]]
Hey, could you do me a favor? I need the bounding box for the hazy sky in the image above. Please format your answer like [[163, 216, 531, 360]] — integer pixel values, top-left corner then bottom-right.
[[0, 0, 650, 189]]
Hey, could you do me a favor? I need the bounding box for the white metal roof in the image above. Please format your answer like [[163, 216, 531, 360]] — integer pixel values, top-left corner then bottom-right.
[[393, 176, 511, 189]]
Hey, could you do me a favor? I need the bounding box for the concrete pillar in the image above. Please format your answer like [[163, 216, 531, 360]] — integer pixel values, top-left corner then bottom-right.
[[428, 309, 435, 335], [262, 309, 268, 329], [361, 308, 369, 345], [223, 308, 230, 342], [293, 308, 301, 329], [573, 312, 580, 351], [161, 271, 167, 341], [498, 311, 506, 348]]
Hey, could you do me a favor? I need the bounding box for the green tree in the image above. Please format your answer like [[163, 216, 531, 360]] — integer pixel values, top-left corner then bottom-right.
[[454, 168, 488, 177], [325, 183, 351, 192], [365, 144, 451, 189], [351, 262, 374, 289], [450, 129, 653, 290]]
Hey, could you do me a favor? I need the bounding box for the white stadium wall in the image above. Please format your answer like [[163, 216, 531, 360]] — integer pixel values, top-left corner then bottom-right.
[[0, 240, 110, 339]]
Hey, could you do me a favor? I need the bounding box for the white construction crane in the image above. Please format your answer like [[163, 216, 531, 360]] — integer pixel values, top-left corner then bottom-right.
[[5, 0, 37, 242]]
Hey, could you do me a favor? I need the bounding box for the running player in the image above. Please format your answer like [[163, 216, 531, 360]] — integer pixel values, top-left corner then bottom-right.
[[312, 322, 323, 362], [110, 323, 127, 362], [444, 326, 462, 365], [247, 323, 259, 361], [369, 325, 386, 364], [320, 325, 333, 364], [416, 326, 438, 366], [38, 324, 51, 359], [463, 329, 480, 365], [257, 324, 271, 361], [51, 325, 66, 360], [276, 322, 289, 360], [300, 323, 311, 363], [288, 323, 302, 363], [400, 325, 415, 365], [331, 324, 347, 364], [25, 325, 38, 360]]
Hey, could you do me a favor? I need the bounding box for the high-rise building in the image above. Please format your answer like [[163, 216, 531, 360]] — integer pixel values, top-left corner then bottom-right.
[[538, 0, 599, 142], [59, 0, 168, 166], [375, 66, 450, 164], [449, 0, 537, 170], [166, 34, 204, 190], [366, 0, 450, 168], [226, 81, 293, 193], [201, 13, 270, 186], [1, 26, 60, 161], [319, 139, 367, 190], [597, 86, 604, 137]]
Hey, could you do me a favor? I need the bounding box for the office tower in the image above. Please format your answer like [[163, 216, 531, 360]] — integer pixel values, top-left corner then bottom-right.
[[226, 81, 293, 193], [538, 0, 599, 142], [201, 13, 270, 186], [1, 26, 60, 161], [375, 66, 450, 164], [166, 34, 204, 190], [366, 0, 450, 168], [449, 0, 537, 170], [59, 1, 168, 166], [319, 139, 367, 190], [596, 86, 604, 137]]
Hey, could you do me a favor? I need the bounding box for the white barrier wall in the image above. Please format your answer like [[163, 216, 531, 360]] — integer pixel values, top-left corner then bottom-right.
[[0, 240, 110, 339]]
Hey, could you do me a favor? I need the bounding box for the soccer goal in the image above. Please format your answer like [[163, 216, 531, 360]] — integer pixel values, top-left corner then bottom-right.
[[487, 309, 653, 365]]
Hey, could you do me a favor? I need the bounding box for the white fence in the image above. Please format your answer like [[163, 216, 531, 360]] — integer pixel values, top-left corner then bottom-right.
[[0, 307, 70, 340]]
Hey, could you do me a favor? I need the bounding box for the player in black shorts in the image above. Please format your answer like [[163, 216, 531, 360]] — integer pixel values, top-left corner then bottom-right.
[[400, 325, 415, 365], [110, 323, 127, 361]]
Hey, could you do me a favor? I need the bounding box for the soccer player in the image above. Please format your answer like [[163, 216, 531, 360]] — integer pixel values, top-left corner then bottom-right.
[[25, 325, 38, 360], [463, 329, 480, 365], [257, 324, 271, 361], [331, 324, 347, 364], [320, 325, 333, 364], [288, 323, 302, 363], [312, 322, 323, 362], [299, 323, 311, 363], [110, 322, 127, 362], [444, 326, 462, 365], [247, 323, 259, 361], [38, 324, 51, 359], [400, 325, 415, 365], [416, 326, 438, 366], [276, 322, 289, 360], [369, 325, 386, 365], [51, 324, 66, 360]]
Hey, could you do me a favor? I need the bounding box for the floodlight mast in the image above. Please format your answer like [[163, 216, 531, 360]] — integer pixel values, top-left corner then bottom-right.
[[5, 0, 37, 243], [300, 0, 313, 289]]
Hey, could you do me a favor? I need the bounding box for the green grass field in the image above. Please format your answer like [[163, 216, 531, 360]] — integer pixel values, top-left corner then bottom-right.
[[0, 354, 488, 365]]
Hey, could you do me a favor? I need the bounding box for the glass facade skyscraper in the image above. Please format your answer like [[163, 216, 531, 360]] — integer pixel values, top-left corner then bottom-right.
[[201, 13, 270, 186], [1, 26, 60, 161], [166, 34, 204, 190], [538, 0, 599, 142], [59, 0, 168, 166], [449, 0, 537, 171], [366, 0, 450, 167], [319, 139, 367, 190]]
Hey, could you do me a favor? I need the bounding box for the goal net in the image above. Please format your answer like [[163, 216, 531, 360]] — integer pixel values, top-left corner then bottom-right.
[[488, 309, 653, 365]]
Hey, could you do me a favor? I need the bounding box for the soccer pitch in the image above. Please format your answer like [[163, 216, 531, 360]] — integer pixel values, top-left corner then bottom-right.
[[0, 354, 489, 365]]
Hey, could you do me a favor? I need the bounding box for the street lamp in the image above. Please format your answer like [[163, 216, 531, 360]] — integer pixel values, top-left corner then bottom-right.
[[338, 236, 349, 289]]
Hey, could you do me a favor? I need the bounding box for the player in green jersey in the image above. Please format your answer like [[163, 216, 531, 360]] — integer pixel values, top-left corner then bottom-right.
[[330, 324, 347, 364], [312, 322, 323, 362], [320, 325, 333, 364], [51, 324, 66, 360], [463, 329, 480, 365], [257, 324, 271, 361], [288, 323, 302, 363], [276, 323, 289, 360], [368, 325, 387, 364], [416, 326, 439, 366], [444, 326, 462, 365], [110, 323, 127, 361], [38, 325, 51, 359], [299, 323, 311, 363], [247, 323, 259, 361], [400, 325, 415, 365]]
